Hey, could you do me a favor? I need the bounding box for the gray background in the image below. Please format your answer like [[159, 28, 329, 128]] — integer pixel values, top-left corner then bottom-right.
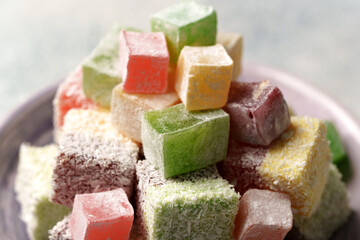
[[1, 0, 359, 123]]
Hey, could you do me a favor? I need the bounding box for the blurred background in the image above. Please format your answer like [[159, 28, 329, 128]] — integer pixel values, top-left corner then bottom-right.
[[1, 0, 359, 123]]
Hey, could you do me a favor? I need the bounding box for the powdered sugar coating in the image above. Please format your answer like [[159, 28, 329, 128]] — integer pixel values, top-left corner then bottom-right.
[[141, 103, 229, 178], [180, 44, 233, 66], [175, 44, 233, 110], [111, 84, 179, 142], [118, 30, 169, 94], [150, 1, 217, 63], [77, 189, 133, 221], [69, 188, 134, 240], [121, 31, 169, 57], [81, 24, 140, 107], [223, 80, 290, 146], [235, 189, 293, 240], [151, 1, 215, 27]]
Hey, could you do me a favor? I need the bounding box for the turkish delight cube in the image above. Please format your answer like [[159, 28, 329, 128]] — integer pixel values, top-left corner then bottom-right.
[[142, 103, 229, 178], [136, 160, 240, 240], [292, 164, 351, 240], [150, 1, 217, 63], [15, 144, 71, 240], [53, 67, 98, 137], [223, 80, 290, 146], [218, 116, 331, 217], [175, 44, 233, 111], [82, 24, 139, 107], [51, 109, 139, 207], [69, 188, 134, 240], [325, 121, 352, 182], [118, 31, 169, 94], [234, 189, 293, 240], [111, 84, 179, 143]]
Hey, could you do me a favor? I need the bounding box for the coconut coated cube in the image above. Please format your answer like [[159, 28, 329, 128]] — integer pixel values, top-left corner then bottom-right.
[[260, 117, 331, 217], [292, 164, 351, 240], [15, 144, 71, 240], [219, 116, 331, 217], [136, 160, 239, 240], [49, 215, 72, 240], [51, 109, 139, 207]]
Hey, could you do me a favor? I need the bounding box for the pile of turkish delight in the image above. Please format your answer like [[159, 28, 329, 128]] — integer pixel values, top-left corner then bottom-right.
[[15, 1, 352, 240]]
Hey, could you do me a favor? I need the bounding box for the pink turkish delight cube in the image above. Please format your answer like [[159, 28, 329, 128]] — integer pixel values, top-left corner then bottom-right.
[[69, 188, 134, 240], [234, 189, 293, 240], [53, 67, 98, 130], [119, 31, 169, 94]]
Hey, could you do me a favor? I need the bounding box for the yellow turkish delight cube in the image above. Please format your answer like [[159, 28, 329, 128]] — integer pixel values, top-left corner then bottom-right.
[[259, 116, 331, 217], [175, 44, 233, 110]]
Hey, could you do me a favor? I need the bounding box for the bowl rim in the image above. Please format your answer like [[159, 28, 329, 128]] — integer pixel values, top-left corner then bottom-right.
[[0, 81, 59, 133]]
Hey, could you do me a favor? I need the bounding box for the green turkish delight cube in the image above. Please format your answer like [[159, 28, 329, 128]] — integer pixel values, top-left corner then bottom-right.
[[325, 121, 352, 182], [293, 164, 351, 240], [15, 144, 71, 240], [150, 1, 217, 64], [141, 103, 229, 178], [136, 160, 239, 240]]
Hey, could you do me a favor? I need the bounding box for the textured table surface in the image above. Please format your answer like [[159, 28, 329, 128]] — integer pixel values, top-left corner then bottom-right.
[[1, 0, 359, 124]]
